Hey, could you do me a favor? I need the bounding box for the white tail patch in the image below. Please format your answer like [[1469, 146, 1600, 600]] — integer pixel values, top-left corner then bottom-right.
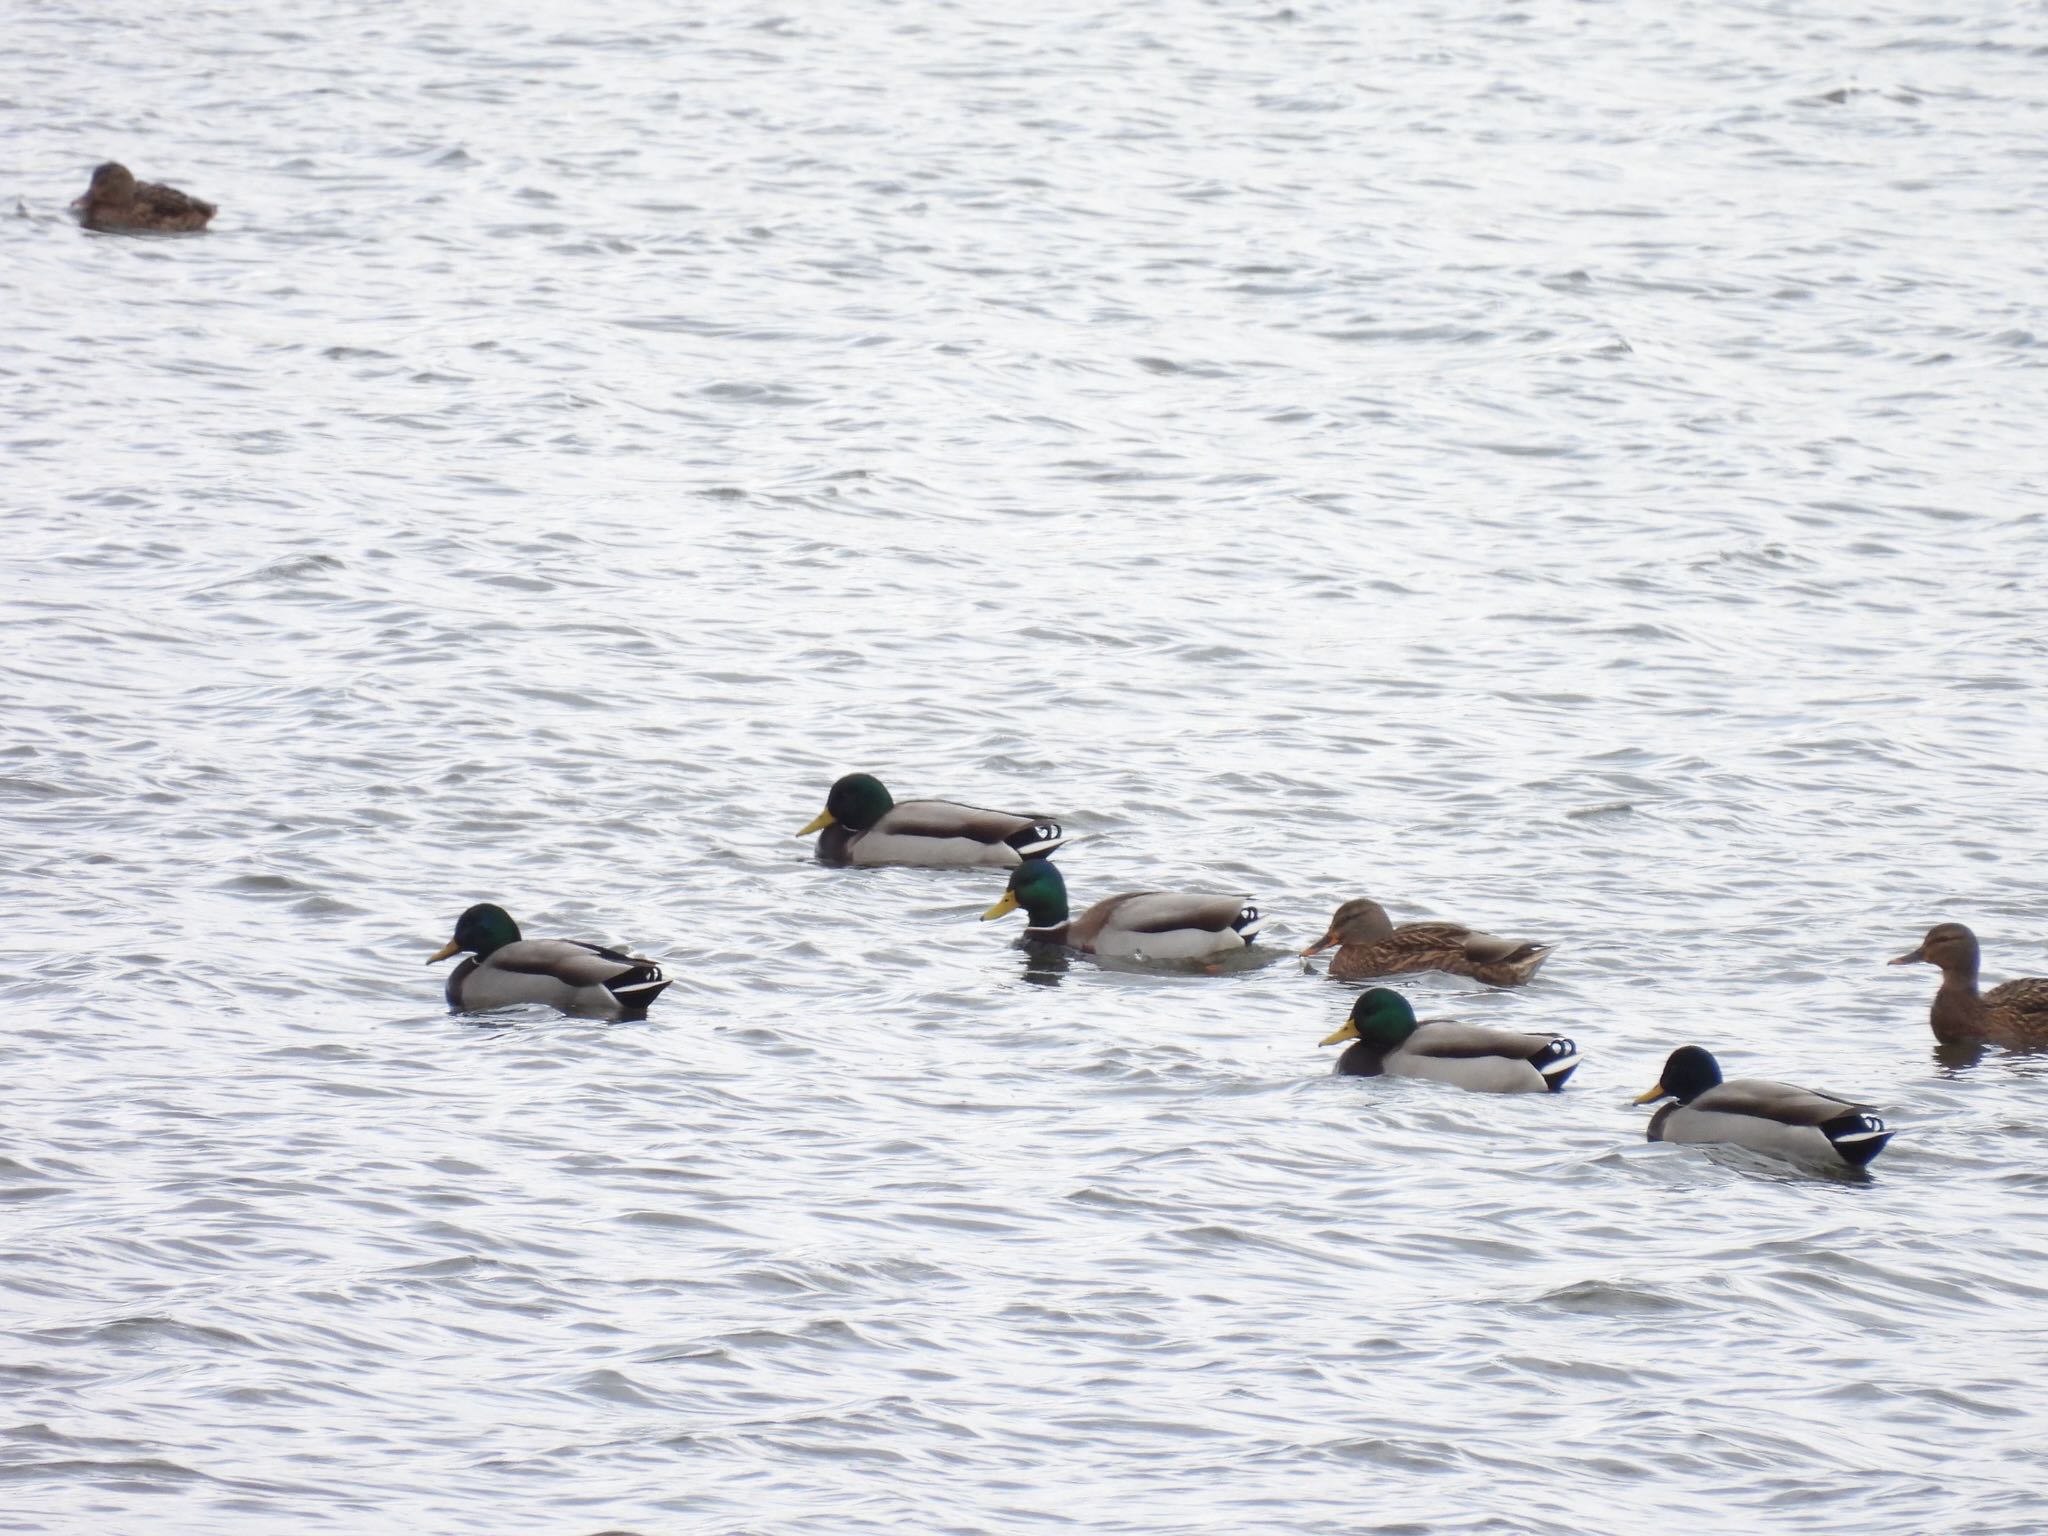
[[1015, 823, 1063, 856], [1831, 1118, 1888, 1143], [1236, 906, 1263, 940]]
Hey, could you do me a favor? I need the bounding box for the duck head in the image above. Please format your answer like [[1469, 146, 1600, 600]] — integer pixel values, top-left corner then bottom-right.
[[796, 772, 894, 837], [1300, 898, 1395, 957], [981, 857, 1070, 927], [428, 902, 522, 963], [1634, 1045, 1722, 1106], [73, 161, 134, 211], [1890, 922, 1979, 976], [1318, 986, 1420, 1049]]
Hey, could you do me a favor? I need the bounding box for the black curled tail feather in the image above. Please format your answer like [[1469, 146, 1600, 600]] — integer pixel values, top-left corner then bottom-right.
[[1529, 1036, 1580, 1091], [1008, 821, 1064, 858], [605, 962, 670, 1021], [1233, 904, 1263, 942], [1821, 1110, 1892, 1169]]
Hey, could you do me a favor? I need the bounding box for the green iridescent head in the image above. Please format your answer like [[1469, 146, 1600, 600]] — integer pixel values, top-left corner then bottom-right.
[[1319, 987, 1420, 1049], [980, 857, 1070, 928], [797, 772, 895, 837], [428, 902, 522, 964]]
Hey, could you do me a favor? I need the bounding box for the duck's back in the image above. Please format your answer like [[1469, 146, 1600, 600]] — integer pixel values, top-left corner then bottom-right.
[[454, 938, 666, 1018], [1981, 976, 2048, 1046], [86, 179, 215, 233], [1076, 891, 1256, 959], [1384, 1021, 1574, 1092], [1654, 1077, 1887, 1165], [832, 798, 1056, 867]]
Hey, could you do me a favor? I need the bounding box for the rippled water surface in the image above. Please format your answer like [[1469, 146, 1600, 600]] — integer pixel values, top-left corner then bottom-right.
[[8, 0, 2048, 1530]]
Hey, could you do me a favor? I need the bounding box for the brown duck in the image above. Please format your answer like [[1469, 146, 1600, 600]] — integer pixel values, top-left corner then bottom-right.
[[1890, 923, 2048, 1048], [1300, 898, 1551, 986], [72, 162, 215, 233]]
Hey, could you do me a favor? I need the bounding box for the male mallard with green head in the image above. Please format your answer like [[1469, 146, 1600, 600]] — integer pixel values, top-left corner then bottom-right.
[[1317, 987, 1578, 1092], [980, 857, 1261, 960], [1300, 898, 1551, 986], [428, 903, 669, 1020], [796, 772, 1063, 868], [1634, 1046, 1892, 1169], [71, 162, 215, 233], [1890, 923, 2048, 1049]]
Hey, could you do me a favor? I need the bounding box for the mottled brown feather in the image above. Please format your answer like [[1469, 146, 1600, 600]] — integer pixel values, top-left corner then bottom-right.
[[1305, 898, 1550, 987]]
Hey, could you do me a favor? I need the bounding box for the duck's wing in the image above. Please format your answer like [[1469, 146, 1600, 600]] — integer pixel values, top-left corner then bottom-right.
[[1457, 929, 1549, 965], [879, 799, 1060, 848], [1674, 1079, 1891, 1167], [493, 938, 668, 1016], [1403, 1021, 1562, 1063], [1395, 1022, 1580, 1092], [1984, 976, 2048, 1035], [1694, 1078, 1862, 1126], [1072, 891, 1261, 957], [135, 179, 216, 223], [884, 798, 1064, 847]]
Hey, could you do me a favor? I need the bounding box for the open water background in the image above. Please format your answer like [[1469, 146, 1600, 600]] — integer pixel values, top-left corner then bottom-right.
[[5, 0, 2048, 1530]]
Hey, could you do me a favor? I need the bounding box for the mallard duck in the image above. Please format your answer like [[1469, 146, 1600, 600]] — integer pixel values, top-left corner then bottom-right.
[[1300, 898, 1551, 986], [1317, 986, 1578, 1092], [1889, 923, 2048, 1049], [427, 903, 669, 1020], [1634, 1046, 1892, 1168], [71, 162, 215, 233], [796, 772, 1063, 868], [979, 857, 1262, 960]]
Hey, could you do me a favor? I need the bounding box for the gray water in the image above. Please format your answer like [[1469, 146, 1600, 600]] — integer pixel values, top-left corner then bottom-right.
[[7, 1, 2048, 1531]]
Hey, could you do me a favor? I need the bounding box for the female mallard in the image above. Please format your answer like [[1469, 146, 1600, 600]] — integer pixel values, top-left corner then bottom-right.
[[1318, 987, 1578, 1092], [796, 772, 1063, 868], [1300, 898, 1551, 986], [71, 161, 215, 233], [1634, 1046, 1892, 1168], [427, 903, 669, 1020], [1889, 923, 2048, 1048], [979, 857, 1261, 960]]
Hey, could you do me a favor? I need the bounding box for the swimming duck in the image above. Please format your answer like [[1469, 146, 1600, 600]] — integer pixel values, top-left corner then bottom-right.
[[71, 162, 215, 233], [979, 857, 1261, 960], [1317, 987, 1579, 1092], [1889, 923, 2048, 1049], [427, 903, 669, 1020], [1300, 898, 1552, 986], [797, 772, 1063, 868], [1634, 1046, 1892, 1168]]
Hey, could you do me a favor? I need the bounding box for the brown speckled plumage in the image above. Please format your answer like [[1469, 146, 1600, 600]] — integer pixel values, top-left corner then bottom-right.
[[1300, 898, 1551, 987], [1891, 923, 2048, 1049], [72, 162, 215, 233]]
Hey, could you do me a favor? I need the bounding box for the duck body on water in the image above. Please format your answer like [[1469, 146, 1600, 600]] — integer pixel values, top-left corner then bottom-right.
[[1300, 897, 1551, 986], [797, 772, 1062, 868], [980, 857, 1262, 961], [1635, 1046, 1892, 1169], [71, 161, 214, 233], [1319, 987, 1580, 1093], [428, 903, 670, 1021]]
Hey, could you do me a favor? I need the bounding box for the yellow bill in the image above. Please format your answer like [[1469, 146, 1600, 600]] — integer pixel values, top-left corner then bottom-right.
[[427, 940, 460, 964], [1318, 1020, 1359, 1047], [796, 809, 835, 837], [1631, 1082, 1669, 1105], [981, 891, 1019, 921]]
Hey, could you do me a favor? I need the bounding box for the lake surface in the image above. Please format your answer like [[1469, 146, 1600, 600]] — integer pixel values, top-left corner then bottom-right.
[[6, 1, 2048, 1531]]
